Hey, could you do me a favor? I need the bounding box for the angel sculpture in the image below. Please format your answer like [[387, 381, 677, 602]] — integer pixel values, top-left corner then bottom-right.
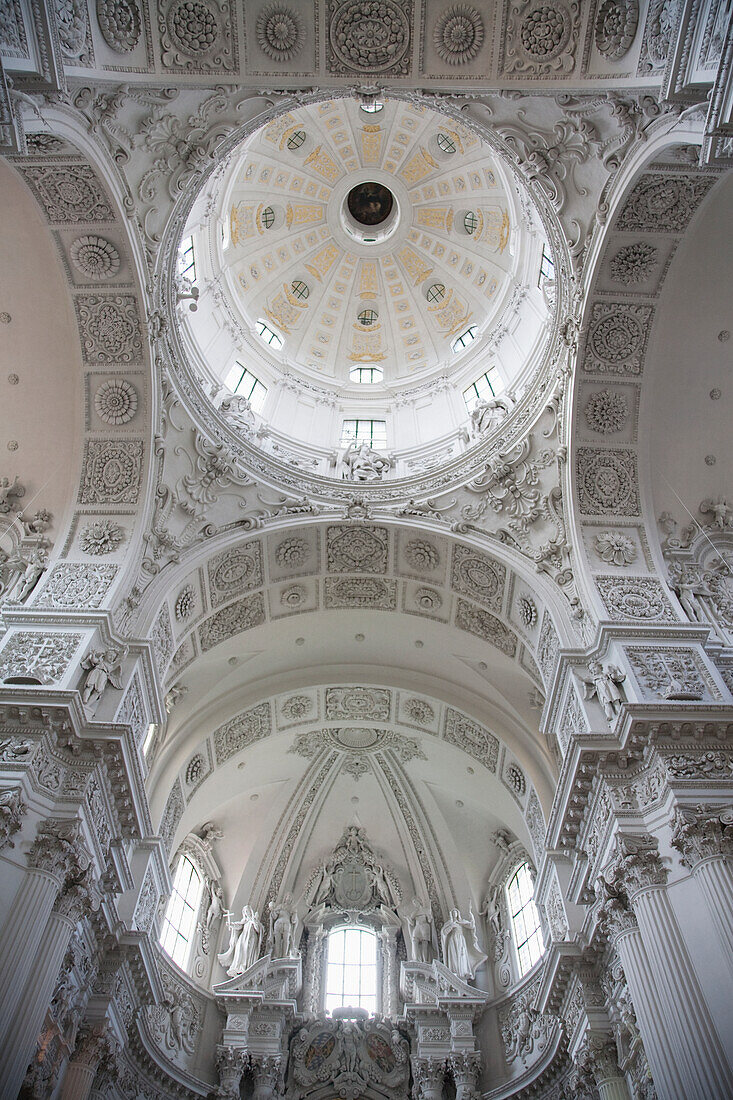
[[406, 898, 437, 963], [205, 882, 224, 930], [81, 648, 125, 709], [469, 396, 510, 437], [582, 660, 626, 723], [269, 895, 298, 958]]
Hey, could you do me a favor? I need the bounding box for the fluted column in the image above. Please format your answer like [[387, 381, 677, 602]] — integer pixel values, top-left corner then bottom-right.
[[671, 804, 733, 963], [215, 1046, 249, 1100], [575, 1035, 631, 1100], [0, 870, 98, 1100], [598, 884, 687, 1099], [448, 1051, 481, 1100], [608, 834, 733, 1099], [59, 1025, 115, 1100], [0, 818, 88, 1051], [412, 1056, 446, 1100], [251, 1053, 283, 1100]]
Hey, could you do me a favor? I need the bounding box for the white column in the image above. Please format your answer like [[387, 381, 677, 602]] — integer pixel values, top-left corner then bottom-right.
[[633, 884, 733, 1098], [607, 833, 733, 1100], [216, 1046, 249, 1100], [251, 1054, 283, 1100], [412, 1057, 446, 1100], [59, 1026, 114, 1100], [576, 1036, 631, 1100], [602, 898, 688, 1099], [0, 907, 78, 1100], [672, 805, 733, 965], [0, 818, 86, 1052]]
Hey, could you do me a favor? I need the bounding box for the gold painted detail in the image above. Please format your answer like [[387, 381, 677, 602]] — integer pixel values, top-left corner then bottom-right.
[[303, 144, 341, 184], [230, 203, 258, 245], [304, 242, 341, 282], [428, 289, 472, 336], [264, 112, 298, 145], [400, 146, 440, 186], [416, 207, 449, 230], [357, 261, 379, 300], [480, 208, 510, 253], [396, 245, 433, 287], [264, 282, 309, 336], [360, 129, 382, 166], [285, 203, 325, 229], [348, 327, 387, 362]]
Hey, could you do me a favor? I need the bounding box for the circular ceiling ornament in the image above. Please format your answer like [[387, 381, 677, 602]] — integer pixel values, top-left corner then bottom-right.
[[329, 0, 410, 72], [594, 0, 638, 59], [167, 0, 219, 56], [434, 5, 484, 65], [96, 0, 142, 52], [609, 241, 657, 284], [70, 235, 121, 280], [347, 181, 394, 226], [519, 2, 572, 61], [256, 3, 305, 61], [333, 728, 381, 749], [94, 379, 138, 425]]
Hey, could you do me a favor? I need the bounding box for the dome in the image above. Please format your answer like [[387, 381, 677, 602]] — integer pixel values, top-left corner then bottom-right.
[[179, 96, 553, 465]]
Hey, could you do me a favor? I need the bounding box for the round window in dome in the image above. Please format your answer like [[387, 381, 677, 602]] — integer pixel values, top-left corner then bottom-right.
[[286, 129, 306, 150], [437, 133, 457, 154], [358, 308, 379, 327]]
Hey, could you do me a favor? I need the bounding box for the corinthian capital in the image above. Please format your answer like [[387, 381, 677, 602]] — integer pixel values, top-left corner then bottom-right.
[[53, 866, 101, 922], [412, 1056, 446, 1093], [250, 1053, 283, 1090], [448, 1051, 481, 1100], [614, 834, 668, 896], [28, 817, 91, 884], [594, 876, 638, 943], [216, 1046, 248, 1099], [574, 1034, 621, 1086], [671, 804, 733, 869], [0, 786, 25, 850]]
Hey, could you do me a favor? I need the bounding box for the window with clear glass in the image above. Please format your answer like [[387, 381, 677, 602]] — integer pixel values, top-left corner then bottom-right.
[[358, 308, 378, 327], [256, 319, 283, 349], [325, 926, 378, 1014], [463, 211, 479, 235], [506, 862, 545, 978], [159, 855, 204, 970], [287, 130, 307, 151], [291, 279, 310, 300], [261, 206, 276, 230], [226, 362, 268, 413], [451, 325, 477, 353], [360, 100, 384, 113], [178, 236, 196, 280], [426, 282, 446, 304], [341, 419, 387, 449], [350, 366, 383, 384], [463, 368, 498, 411], [436, 133, 456, 154], [538, 244, 555, 288]]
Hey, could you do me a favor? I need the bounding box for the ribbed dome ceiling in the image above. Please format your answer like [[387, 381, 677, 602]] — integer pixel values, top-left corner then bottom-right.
[[212, 97, 521, 386]]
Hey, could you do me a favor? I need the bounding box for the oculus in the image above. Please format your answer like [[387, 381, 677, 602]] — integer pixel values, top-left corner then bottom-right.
[[347, 181, 394, 226]]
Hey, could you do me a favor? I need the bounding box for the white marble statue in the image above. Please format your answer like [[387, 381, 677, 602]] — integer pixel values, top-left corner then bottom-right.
[[80, 648, 125, 709], [406, 898, 436, 963], [205, 882, 224, 930], [342, 440, 391, 482], [219, 394, 255, 434], [217, 905, 264, 976], [269, 895, 298, 958], [582, 660, 626, 723], [440, 908, 488, 981], [480, 885, 502, 938], [469, 396, 510, 437]]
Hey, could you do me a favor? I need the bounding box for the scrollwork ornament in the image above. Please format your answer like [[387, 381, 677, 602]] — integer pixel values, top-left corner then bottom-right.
[[96, 0, 142, 52], [433, 6, 484, 65], [594, 0, 638, 59], [256, 4, 304, 61]]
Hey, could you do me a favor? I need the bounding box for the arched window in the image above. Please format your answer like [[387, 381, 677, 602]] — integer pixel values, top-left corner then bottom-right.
[[324, 925, 378, 1014], [506, 862, 544, 978], [160, 854, 204, 970]]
